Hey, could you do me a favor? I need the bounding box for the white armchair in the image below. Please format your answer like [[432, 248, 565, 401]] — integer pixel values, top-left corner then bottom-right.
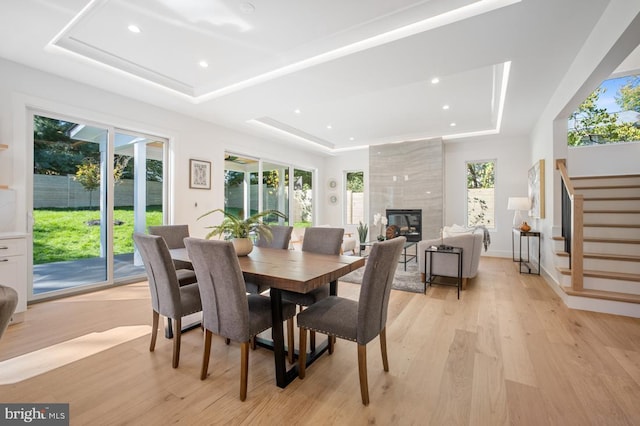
[[417, 232, 483, 290]]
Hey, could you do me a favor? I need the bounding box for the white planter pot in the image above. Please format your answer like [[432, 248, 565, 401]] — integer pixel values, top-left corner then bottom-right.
[[232, 238, 253, 256]]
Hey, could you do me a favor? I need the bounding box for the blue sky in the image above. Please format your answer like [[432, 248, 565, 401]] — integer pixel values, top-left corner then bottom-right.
[[597, 76, 627, 113]]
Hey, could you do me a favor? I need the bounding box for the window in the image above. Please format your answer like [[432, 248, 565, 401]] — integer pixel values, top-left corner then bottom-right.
[[224, 153, 313, 229], [345, 171, 364, 225], [466, 160, 495, 229], [568, 73, 640, 146]]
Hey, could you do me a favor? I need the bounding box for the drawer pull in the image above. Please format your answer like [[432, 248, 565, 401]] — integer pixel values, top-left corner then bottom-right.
[[0, 259, 8, 262], [0, 246, 8, 250]]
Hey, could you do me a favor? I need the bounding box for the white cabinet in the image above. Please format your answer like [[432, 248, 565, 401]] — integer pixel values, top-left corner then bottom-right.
[[0, 233, 27, 324]]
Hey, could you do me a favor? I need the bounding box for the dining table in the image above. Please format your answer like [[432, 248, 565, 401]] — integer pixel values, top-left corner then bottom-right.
[[170, 245, 365, 388]]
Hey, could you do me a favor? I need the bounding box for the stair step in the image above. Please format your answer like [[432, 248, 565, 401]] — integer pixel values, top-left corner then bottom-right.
[[562, 287, 640, 304], [574, 184, 640, 190], [555, 252, 640, 274], [584, 198, 640, 210], [556, 252, 640, 262], [554, 235, 640, 244], [557, 267, 640, 282], [572, 174, 640, 187], [574, 186, 640, 198], [584, 224, 640, 238], [584, 210, 640, 214]]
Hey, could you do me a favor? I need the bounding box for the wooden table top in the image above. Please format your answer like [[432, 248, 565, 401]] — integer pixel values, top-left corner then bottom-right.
[[170, 246, 365, 294]]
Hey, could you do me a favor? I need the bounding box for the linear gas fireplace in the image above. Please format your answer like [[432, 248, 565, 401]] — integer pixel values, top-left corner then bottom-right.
[[386, 209, 422, 242]]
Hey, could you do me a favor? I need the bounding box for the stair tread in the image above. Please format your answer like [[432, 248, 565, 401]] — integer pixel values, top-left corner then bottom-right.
[[585, 197, 640, 201], [584, 223, 640, 228], [575, 184, 640, 189], [571, 174, 640, 180], [555, 252, 640, 262], [584, 210, 640, 214], [552, 235, 640, 244], [556, 267, 640, 282], [562, 287, 640, 304]]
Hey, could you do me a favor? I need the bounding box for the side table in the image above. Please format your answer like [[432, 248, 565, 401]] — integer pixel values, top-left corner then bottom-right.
[[512, 229, 541, 274], [423, 246, 463, 299]]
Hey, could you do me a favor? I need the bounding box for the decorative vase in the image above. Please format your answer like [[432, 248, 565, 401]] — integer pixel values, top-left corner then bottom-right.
[[520, 222, 531, 232], [232, 238, 253, 256]]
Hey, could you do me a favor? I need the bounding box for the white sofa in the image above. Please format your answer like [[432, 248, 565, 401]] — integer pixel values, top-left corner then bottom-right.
[[417, 229, 483, 290]]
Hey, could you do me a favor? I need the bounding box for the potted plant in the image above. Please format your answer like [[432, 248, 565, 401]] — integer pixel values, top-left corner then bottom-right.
[[357, 221, 368, 252], [198, 208, 287, 256]]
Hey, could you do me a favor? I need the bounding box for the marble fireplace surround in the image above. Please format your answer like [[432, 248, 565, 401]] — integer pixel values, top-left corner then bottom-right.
[[369, 139, 443, 241]]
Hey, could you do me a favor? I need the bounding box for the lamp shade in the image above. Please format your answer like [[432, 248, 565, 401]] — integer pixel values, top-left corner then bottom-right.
[[507, 197, 531, 211]]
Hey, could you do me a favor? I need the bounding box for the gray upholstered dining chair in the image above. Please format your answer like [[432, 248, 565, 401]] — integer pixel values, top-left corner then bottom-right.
[[148, 225, 195, 273], [0, 284, 18, 341], [297, 237, 405, 406], [281, 227, 344, 350], [254, 224, 293, 249], [133, 233, 202, 368], [246, 225, 293, 294], [184, 237, 297, 401]]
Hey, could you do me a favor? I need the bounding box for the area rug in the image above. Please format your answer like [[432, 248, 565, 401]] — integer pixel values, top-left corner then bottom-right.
[[340, 258, 425, 294]]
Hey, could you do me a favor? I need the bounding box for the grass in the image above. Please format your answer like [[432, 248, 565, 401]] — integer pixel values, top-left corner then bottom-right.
[[33, 206, 163, 264]]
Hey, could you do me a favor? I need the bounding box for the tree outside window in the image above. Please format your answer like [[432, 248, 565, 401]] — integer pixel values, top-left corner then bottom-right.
[[568, 75, 640, 146], [466, 160, 495, 229], [345, 171, 364, 225]]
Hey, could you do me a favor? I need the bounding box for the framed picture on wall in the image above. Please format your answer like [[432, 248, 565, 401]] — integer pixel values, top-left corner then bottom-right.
[[189, 159, 211, 190], [528, 159, 545, 218]]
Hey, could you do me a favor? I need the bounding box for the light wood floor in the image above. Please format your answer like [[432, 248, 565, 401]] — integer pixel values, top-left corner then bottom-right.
[[1, 257, 640, 425]]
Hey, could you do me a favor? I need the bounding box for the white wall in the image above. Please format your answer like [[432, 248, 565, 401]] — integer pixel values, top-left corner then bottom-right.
[[0, 58, 324, 240], [322, 148, 369, 228], [568, 142, 640, 177], [444, 135, 531, 258]]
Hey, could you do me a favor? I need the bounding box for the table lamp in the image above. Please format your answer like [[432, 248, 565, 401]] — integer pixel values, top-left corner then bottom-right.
[[507, 197, 531, 228]]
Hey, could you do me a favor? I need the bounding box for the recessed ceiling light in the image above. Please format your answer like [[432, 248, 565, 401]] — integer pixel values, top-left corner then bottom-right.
[[450, 122, 457, 127], [294, 108, 301, 115], [128, 25, 141, 34], [199, 61, 209, 68], [431, 77, 440, 84], [326, 124, 332, 130], [349, 137, 355, 141], [442, 105, 450, 110]]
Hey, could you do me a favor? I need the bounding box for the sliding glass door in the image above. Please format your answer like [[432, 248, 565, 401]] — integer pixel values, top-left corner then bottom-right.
[[224, 153, 314, 229], [31, 113, 166, 297]]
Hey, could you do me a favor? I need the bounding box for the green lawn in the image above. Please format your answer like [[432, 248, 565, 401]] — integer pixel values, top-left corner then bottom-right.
[[33, 207, 163, 264]]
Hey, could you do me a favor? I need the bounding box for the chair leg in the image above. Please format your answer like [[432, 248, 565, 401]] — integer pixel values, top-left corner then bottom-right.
[[200, 330, 212, 380], [240, 341, 249, 401], [150, 311, 159, 352], [298, 327, 307, 379], [310, 331, 316, 352], [172, 318, 182, 368], [380, 327, 389, 372], [251, 336, 256, 350], [225, 338, 231, 345], [328, 335, 335, 354], [287, 318, 295, 364], [358, 344, 369, 406]]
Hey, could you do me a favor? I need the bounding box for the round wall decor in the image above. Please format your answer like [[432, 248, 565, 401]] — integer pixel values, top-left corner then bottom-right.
[[328, 178, 337, 189], [329, 194, 338, 204]]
